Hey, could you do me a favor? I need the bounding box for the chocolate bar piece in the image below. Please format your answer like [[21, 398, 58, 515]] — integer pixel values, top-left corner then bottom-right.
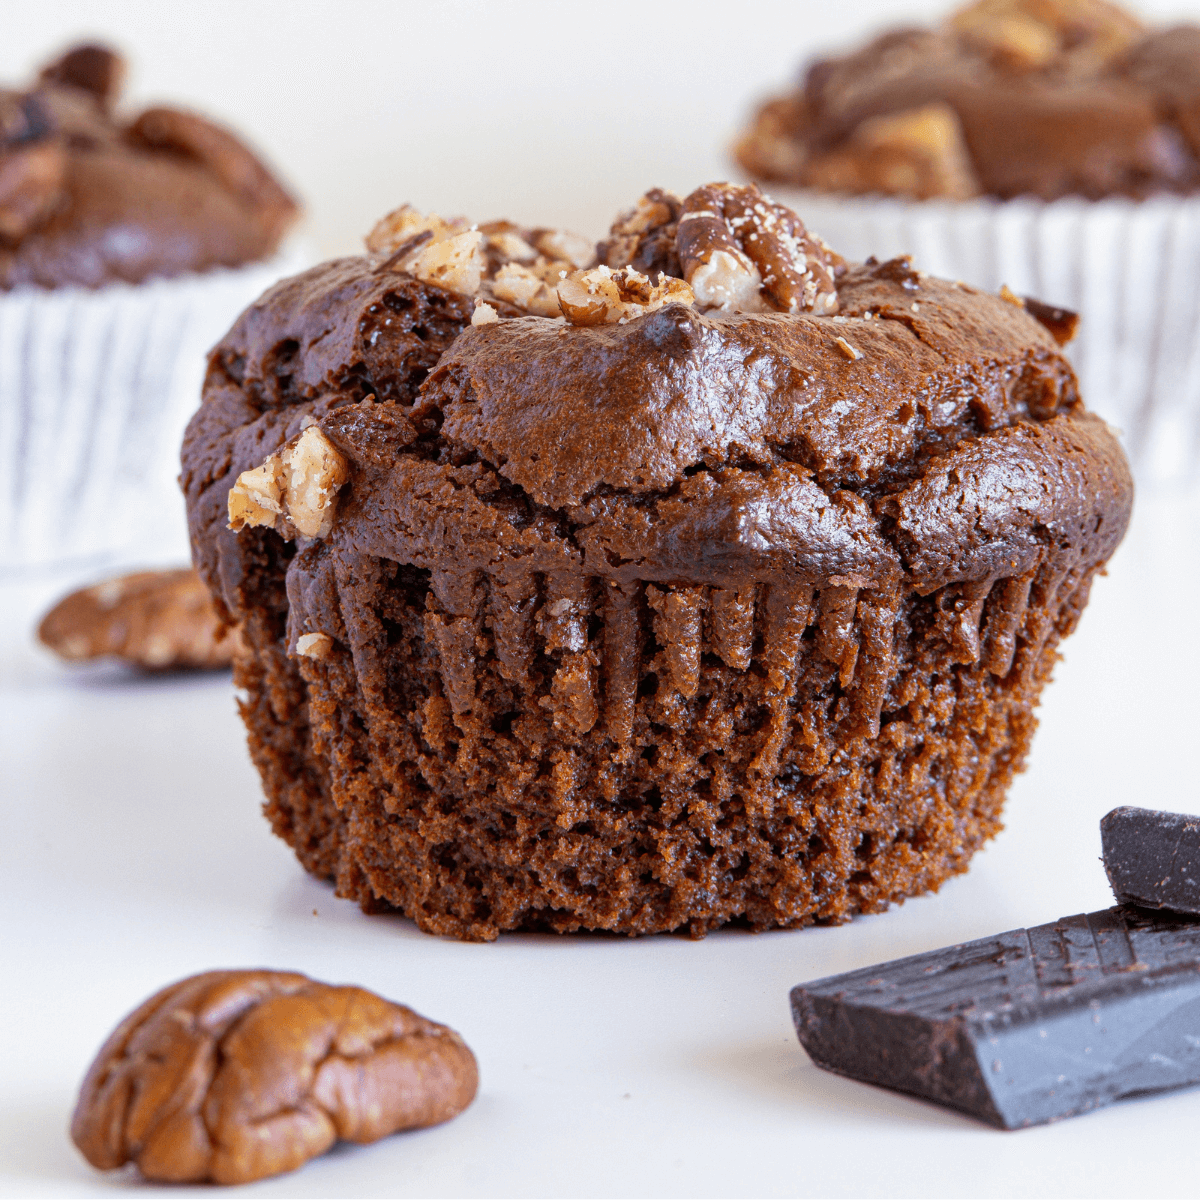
[[791, 906, 1200, 1129], [1101, 806, 1200, 914]]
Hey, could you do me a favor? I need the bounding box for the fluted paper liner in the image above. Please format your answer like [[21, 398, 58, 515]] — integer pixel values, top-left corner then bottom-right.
[[0, 245, 309, 573], [773, 189, 1200, 487]]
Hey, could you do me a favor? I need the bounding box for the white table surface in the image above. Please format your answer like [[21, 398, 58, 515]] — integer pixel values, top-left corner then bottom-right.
[[2, 483, 1199, 1199]]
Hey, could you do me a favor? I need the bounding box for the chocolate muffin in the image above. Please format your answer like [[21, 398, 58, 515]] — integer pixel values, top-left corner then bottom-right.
[[735, 0, 1200, 202], [184, 185, 1132, 940], [1, 43, 297, 287]]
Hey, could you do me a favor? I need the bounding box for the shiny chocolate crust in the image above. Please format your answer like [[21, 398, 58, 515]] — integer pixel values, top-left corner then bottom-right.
[[735, 2, 1200, 201], [184, 208, 1131, 940], [0, 44, 297, 288]]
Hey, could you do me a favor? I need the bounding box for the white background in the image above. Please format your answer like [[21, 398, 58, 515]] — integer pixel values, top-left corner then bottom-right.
[[4, 2, 1200, 1197]]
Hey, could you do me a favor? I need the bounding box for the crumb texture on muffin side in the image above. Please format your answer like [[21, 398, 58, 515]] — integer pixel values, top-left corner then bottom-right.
[[183, 184, 1132, 940]]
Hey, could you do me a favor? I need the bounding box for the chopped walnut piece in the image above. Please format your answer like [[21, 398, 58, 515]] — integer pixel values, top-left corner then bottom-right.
[[70, 969, 478, 1185], [472, 300, 499, 326], [676, 182, 840, 315], [228, 425, 349, 540], [405, 228, 485, 297], [557, 265, 694, 326], [486, 228, 537, 262], [833, 335, 864, 361], [296, 632, 334, 659], [366, 204, 466, 255], [37, 568, 238, 671], [366, 205, 485, 296], [226, 456, 284, 529], [492, 262, 563, 317], [687, 247, 766, 313], [804, 104, 981, 201], [556, 276, 609, 326], [598, 188, 683, 278], [529, 228, 595, 269]]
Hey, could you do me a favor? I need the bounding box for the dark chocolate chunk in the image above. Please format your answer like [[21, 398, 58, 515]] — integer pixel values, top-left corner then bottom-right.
[[791, 906, 1200, 1129], [1102, 806, 1200, 914]]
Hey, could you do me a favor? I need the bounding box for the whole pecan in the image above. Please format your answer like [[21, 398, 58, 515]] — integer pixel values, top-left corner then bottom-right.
[[676, 182, 841, 315], [37, 567, 238, 671], [70, 970, 479, 1185]]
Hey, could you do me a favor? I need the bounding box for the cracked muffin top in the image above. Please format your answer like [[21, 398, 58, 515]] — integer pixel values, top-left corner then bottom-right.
[[0, 44, 298, 289], [185, 182, 1132, 617], [735, 0, 1200, 201]]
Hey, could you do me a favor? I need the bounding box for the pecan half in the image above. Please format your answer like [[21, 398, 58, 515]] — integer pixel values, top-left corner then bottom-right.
[[37, 568, 237, 671], [676, 182, 840, 315], [70, 970, 478, 1185]]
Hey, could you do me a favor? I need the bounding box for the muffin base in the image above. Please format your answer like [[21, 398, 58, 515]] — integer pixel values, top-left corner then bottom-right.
[[231, 532, 1097, 940]]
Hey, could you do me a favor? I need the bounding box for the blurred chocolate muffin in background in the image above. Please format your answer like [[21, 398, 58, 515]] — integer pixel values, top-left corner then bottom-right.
[[735, 0, 1198, 202], [733, 1, 1200, 486], [1, 43, 305, 573]]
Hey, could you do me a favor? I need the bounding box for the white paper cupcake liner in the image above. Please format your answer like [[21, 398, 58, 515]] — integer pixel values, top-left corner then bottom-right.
[[0, 243, 310, 576], [770, 189, 1200, 488]]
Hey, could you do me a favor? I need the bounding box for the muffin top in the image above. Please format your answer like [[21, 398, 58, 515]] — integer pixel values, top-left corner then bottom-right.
[[0, 44, 298, 289], [185, 183, 1130, 624], [736, 0, 1200, 202]]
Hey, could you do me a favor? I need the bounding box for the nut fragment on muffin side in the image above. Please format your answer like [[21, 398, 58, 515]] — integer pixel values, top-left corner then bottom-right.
[[185, 180, 1131, 942], [70, 970, 478, 1185]]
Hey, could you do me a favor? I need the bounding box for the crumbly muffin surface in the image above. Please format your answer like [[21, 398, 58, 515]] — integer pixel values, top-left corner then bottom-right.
[[0, 44, 297, 288], [736, 0, 1200, 201], [185, 186, 1131, 938]]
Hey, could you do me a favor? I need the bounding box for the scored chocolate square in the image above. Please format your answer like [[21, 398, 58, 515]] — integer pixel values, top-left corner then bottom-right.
[[791, 905, 1200, 1129]]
